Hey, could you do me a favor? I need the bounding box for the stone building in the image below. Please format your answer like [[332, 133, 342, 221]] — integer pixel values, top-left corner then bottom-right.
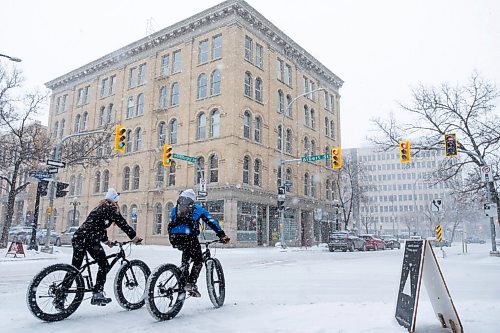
[[43, 0, 343, 246]]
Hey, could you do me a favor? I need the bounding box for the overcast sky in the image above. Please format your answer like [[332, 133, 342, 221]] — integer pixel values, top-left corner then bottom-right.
[[1, 0, 499, 148]]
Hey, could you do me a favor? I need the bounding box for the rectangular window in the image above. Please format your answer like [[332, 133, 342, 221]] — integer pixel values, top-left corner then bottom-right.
[[309, 81, 315, 99], [330, 95, 335, 113], [198, 39, 209, 64], [110, 75, 116, 95], [138, 63, 147, 85], [62, 95, 68, 112], [255, 44, 263, 68], [277, 59, 283, 81], [83, 86, 90, 104], [285, 64, 292, 85], [172, 50, 182, 73], [77, 88, 84, 105], [161, 54, 170, 75], [129, 67, 137, 88], [55, 97, 61, 113], [303, 77, 309, 95], [101, 78, 109, 98], [244, 36, 253, 61], [212, 35, 222, 59]]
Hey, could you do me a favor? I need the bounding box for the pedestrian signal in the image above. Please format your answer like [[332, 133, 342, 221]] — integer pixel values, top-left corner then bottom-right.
[[330, 147, 342, 169], [163, 144, 173, 167], [115, 125, 127, 152], [399, 141, 411, 163]]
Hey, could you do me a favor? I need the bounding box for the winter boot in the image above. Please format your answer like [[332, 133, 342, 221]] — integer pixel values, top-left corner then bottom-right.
[[184, 283, 201, 297], [53, 293, 67, 311], [91, 291, 112, 306]]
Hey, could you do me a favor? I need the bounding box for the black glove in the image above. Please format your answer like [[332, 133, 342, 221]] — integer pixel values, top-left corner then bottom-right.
[[220, 235, 230, 244]]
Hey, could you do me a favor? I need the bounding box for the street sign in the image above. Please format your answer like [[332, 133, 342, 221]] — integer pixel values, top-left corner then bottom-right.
[[431, 199, 443, 212], [301, 154, 330, 163], [47, 168, 59, 174], [484, 203, 498, 218], [198, 190, 207, 196], [173, 153, 197, 163], [46, 159, 66, 168], [200, 179, 207, 192], [196, 196, 207, 202], [29, 171, 52, 180], [481, 165, 491, 182]]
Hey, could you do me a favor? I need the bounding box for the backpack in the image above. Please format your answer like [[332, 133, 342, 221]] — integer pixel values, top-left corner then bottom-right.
[[168, 196, 196, 232]]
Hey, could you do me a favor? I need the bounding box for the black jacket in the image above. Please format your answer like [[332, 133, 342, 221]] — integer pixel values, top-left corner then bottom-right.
[[73, 200, 136, 243]]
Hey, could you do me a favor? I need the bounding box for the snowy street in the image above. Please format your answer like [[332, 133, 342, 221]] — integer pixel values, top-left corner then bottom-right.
[[1, 242, 498, 333]]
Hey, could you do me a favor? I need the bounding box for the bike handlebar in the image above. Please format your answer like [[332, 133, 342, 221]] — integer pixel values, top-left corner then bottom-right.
[[200, 239, 223, 246], [109, 240, 142, 246]]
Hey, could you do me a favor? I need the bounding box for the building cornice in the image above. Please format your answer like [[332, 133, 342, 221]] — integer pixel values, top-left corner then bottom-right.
[[45, 0, 343, 91]]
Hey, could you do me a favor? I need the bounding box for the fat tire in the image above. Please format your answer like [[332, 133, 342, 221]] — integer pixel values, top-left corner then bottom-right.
[[26, 264, 84, 322], [114, 259, 150, 310], [146, 264, 185, 321], [206, 258, 225, 308]]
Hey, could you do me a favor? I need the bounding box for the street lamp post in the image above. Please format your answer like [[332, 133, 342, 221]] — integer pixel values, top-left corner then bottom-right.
[[279, 87, 327, 248], [0, 53, 22, 62], [70, 197, 80, 227]]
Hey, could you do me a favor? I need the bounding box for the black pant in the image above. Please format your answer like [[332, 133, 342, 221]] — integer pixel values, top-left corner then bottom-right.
[[169, 234, 203, 285], [71, 236, 109, 293]]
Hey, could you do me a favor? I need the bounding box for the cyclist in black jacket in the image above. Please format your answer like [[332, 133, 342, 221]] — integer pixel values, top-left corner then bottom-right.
[[63, 188, 141, 307]]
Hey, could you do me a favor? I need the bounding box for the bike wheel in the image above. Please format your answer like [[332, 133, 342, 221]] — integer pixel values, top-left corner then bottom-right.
[[114, 259, 150, 310], [206, 258, 225, 308], [146, 264, 186, 321], [26, 264, 84, 322]]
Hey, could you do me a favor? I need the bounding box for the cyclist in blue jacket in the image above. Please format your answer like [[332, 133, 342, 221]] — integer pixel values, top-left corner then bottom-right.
[[168, 189, 229, 297]]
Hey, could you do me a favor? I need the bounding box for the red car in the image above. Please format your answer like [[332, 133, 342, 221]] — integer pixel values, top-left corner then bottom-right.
[[359, 234, 385, 251]]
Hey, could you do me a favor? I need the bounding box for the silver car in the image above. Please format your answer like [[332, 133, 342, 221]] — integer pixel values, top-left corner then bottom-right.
[[57, 226, 79, 246]]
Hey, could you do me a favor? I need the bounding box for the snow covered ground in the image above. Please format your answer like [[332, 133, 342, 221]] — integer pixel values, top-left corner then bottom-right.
[[0, 242, 498, 333]]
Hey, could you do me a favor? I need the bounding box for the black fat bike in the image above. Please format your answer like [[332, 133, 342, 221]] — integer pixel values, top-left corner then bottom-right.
[[145, 239, 225, 321], [26, 240, 150, 322]]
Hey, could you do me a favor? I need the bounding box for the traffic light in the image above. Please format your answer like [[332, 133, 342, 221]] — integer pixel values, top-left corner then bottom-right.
[[115, 125, 127, 152], [444, 133, 458, 157], [277, 186, 285, 211], [330, 147, 342, 169], [163, 144, 173, 167], [399, 141, 411, 163], [38, 180, 49, 197], [56, 182, 69, 198]]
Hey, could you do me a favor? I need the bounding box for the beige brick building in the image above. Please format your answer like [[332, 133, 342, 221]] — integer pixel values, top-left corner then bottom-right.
[[43, 0, 343, 247]]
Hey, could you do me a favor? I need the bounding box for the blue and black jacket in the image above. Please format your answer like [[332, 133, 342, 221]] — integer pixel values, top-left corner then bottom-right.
[[169, 203, 225, 237]]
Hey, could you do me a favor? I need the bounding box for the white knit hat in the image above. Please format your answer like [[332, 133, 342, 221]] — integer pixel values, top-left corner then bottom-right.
[[180, 189, 196, 201], [105, 188, 120, 202]]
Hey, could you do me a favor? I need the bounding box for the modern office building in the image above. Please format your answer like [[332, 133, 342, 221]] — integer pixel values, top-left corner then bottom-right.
[[43, 0, 343, 246]]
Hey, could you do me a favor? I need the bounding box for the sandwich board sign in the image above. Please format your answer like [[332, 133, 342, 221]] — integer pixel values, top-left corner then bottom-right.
[[395, 240, 463, 333]]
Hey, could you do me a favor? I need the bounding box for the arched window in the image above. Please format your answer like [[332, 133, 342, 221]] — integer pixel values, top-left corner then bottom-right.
[[76, 174, 83, 195], [171, 82, 179, 106], [102, 170, 110, 193], [286, 95, 292, 116], [125, 129, 132, 153], [68, 210, 80, 227], [243, 156, 250, 184], [284, 128, 292, 154], [197, 112, 206, 139], [255, 77, 262, 102], [210, 69, 221, 95], [130, 204, 138, 231], [286, 168, 292, 191], [127, 96, 134, 118], [277, 90, 284, 113], [254, 116, 261, 143], [311, 174, 317, 198], [121, 205, 128, 221], [310, 109, 316, 129], [132, 165, 140, 190], [243, 111, 251, 139], [123, 167, 130, 191], [325, 146, 330, 166], [330, 120, 335, 138], [304, 105, 310, 126], [69, 175, 76, 195], [209, 154, 219, 183], [326, 179, 331, 200], [153, 203, 163, 235], [94, 171, 101, 194], [304, 173, 309, 196], [165, 202, 174, 224], [168, 161, 176, 186], [325, 117, 330, 136], [244, 72, 252, 97], [196, 157, 205, 184], [74, 114, 81, 133], [304, 137, 310, 156], [159, 86, 168, 108], [107, 103, 114, 123], [210, 109, 220, 138], [277, 125, 283, 151], [134, 127, 142, 151], [311, 140, 316, 156], [156, 162, 164, 188], [169, 119, 177, 144], [59, 119, 65, 138], [197, 73, 208, 99], [99, 106, 106, 126], [253, 159, 261, 186], [158, 122, 166, 147], [136, 93, 144, 116], [54, 121, 59, 138], [82, 112, 88, 130]]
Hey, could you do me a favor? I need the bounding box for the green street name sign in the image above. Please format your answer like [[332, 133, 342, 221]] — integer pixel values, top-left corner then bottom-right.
[[301, 154, 330, 162], [173, 153, 197, 163]]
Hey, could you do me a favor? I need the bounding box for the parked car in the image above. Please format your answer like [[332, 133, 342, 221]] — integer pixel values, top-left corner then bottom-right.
[[36, 229, 61, 246], [328, 231, 366, 252], [380, 235, 401, 249], [465, 237, 486, 244], [57, 226, 79, 246], [359, 234, 386, 251], [8, 226, 33, 244], [426, 237, 451, 247]]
